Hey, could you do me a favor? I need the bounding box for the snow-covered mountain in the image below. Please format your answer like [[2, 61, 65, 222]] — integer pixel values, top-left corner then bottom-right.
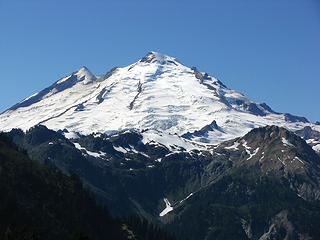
[[2, 52, 320, 239], [0, 51, 319, 147]]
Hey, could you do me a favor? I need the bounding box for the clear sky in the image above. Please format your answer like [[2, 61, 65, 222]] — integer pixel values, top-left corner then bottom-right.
[[0, 0, 319, 121]]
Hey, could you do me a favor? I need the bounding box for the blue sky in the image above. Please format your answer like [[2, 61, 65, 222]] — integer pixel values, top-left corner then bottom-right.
[[0, 0, 319, 121]]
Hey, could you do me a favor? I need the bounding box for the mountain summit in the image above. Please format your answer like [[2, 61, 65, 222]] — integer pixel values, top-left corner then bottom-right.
[[0, 52, 319, 146], [140, 51, 180, 65], [75, 66, 97, 84]]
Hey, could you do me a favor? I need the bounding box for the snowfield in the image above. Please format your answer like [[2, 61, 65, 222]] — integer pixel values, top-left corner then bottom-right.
[[0, 51, 319, 147]]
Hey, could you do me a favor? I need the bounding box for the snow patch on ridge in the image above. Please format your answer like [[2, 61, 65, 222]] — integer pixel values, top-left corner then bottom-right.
[[22, 92, 39, 101]]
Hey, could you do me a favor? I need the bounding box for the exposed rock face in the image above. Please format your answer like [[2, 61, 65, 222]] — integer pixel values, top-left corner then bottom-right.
[[284, 113, 309, 123], [181, 120, 223, 142], [296, 126, 320, 140], [259, 211, 295, 240]]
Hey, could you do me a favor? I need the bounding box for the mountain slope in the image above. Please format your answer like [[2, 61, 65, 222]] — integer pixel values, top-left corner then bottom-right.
[[0, 133, 175, 240], [5, 125, 320, 239], [165, 126, 320, 239], [1, 52, 319, 146]]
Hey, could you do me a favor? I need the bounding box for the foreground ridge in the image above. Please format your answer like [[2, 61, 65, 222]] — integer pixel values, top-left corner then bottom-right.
[[5, 124, 320, 239]]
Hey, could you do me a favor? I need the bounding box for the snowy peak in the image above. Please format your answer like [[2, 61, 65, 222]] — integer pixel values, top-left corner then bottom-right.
[[57, 66, 96, 85], [140, 51, 180, 66], [1, 52, 319, 147], [5, 66, 97, 113], [74, 66, 97, 84]]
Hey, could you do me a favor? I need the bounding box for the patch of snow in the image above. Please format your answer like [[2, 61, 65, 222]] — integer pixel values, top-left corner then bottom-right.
[[313, 144, 320, 153], [73, 143, 106, 158], [247, 147, 259, 160], [277, 157, 286, 165], [179, 193, 194, 204], [214, 152, 224, 156], [93, 133, 103, 138], [242, 140, 251, 149], [129, 146, 150, 158], [139, 152, 150, 158], [164, 152, 178, 158], [142, 130, 203, 151], [159, 198, 173, 217], [242, 140, 252, 155], [114, 146, 127, 154], [259, 155, 265, 162], [64, 131, 80, 139], [282, 138, 294, 148], [294, 156, 305, 165], [22, 92, 39, 101], [225, 141, 240, 150], [306, 139, 317, 144], [57, 75, 72, 84]]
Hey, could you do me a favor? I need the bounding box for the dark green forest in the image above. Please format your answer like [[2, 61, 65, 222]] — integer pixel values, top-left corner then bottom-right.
[[0, 133, 174, 240]]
